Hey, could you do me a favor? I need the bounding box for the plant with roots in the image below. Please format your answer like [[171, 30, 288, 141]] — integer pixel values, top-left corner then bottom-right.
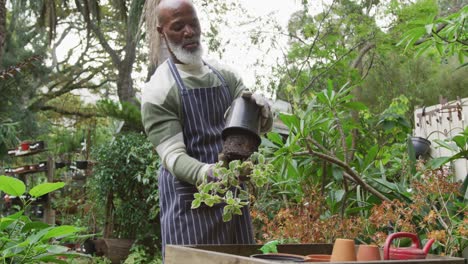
[[191, 152, 274, 222]]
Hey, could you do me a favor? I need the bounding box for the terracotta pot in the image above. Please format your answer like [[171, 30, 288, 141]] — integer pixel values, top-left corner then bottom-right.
[[330, 238, 357, 262], [357, 245, 381, 261]]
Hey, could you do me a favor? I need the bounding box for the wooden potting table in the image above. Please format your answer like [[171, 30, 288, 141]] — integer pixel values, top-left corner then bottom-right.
[[165, 244, 467, 264]]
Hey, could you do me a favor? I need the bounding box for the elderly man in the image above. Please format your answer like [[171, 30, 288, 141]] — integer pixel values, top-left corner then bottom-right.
[[141, 0, 272, 259]]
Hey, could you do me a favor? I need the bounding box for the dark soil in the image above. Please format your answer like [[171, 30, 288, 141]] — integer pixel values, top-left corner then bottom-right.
[[221, 133, 259, 162]]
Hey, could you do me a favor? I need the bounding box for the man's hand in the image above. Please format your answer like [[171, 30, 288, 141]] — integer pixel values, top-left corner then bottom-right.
[[241, 90, 273, 132], [205, 164, 220, 183]]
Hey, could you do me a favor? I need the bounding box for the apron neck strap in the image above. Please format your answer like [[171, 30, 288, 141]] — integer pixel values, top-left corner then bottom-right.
[[204, 60, 228, 91], [168, 57, 187, 92]]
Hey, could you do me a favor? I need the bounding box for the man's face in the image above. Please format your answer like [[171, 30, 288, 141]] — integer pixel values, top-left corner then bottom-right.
[[157, 1, 202, 64]]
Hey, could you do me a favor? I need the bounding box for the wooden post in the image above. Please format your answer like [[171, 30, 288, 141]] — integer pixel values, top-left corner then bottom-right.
[[44, 155, 55, 225]]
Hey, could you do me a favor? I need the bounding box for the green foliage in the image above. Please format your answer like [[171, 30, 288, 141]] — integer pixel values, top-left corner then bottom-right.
[[254, 79, 466, 256], [0, 119, 19, 158], [0, 176, 88, 263], [259, 240, 280, 254], [429, 127, 468, 169], [0, 2, 52, 147], [399, 4, 468, 67], [96, 99, 143, 132], [192, 153, 274, 222], [276, 0, 468, 118], [89, 132, 160, 245], [258, 81, 416, 221], [123, 244, 162, 264]]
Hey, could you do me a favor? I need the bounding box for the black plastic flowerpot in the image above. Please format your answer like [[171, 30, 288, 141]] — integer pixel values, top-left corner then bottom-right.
[[411, 136, 431, 159], [221, 97, 261, 162]]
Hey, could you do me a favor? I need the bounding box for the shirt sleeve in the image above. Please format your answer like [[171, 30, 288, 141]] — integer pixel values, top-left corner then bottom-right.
[[141, 63, 210, 185]]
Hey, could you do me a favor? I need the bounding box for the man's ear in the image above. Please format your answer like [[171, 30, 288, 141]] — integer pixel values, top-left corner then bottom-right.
[[157, 26, 163, 35]]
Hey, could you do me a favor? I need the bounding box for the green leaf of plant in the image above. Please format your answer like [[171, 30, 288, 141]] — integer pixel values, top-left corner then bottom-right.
[[461, 175, 468, 201], [0, 175, 26, 196], [28, 227, 53, 244], [435, 42, 444, 55], [434, 139, 457, 152], [458, 50, 465, 64], [0, 211, 23, 231], [45, 245, 70, 254], [222, 211, 232, 222], [260, 240, 279, 254], [414, 41, 433, 58], [42, 225, 81, 241], [2, 244, 28, 258], [205, 197, 216, 207], [191, 199, 201, 209], [452, 135, 466, 150], [233, 206, 242, 215], [226, 197, 235, 205], [29, 182, 65, 198], [334, 189, 345, 202], [279, 113, 300, 130], [22, 221, 50, 233], [226, 190, 233, 200], [267, 132, 284, 146], [332, 166, 343, 181], [343, 101, 367, 111], [0, 218, 16, 231], [426, 156, 451, 169], [424, 23, 433, 34], [364, 145, 378, 168]]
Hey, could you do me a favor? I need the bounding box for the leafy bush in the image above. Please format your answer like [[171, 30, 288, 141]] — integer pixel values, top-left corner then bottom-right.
[[0, 175, 88, 263], [89, 132, 160, 248], [251, 82, 466, 256]]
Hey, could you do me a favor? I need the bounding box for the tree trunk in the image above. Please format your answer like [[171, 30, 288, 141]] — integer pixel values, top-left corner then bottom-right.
[[117, 60, 137, 105], [0, 0, 6, 66], [103, 191, 114, 238], [350, 42, 375, 102]]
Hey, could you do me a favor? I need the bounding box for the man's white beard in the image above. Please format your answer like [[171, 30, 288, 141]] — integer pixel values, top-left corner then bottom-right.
[[166, 38, 203, 65]]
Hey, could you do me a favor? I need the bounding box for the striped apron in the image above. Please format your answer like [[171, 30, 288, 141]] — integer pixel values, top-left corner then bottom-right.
[[159, 59, 255, 260]]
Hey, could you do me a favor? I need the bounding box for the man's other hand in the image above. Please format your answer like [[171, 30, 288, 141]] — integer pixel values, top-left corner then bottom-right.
[[241, 90, 272, 131]]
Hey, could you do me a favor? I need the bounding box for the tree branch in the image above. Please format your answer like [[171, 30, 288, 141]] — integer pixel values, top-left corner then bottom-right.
[[292, 0, 337, 85], [301, 41, 362, 94], [37, 105, 105, 118], [350, 42, 375, 69], [294, 150, 390, 202], [91, 24, 120, 65]]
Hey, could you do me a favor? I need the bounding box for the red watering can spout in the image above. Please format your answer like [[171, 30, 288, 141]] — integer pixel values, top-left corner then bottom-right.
[[422, 238, 435, 254]]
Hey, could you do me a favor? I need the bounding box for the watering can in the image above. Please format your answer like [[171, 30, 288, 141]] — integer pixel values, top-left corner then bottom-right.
[[383, 232, 435, 260]]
